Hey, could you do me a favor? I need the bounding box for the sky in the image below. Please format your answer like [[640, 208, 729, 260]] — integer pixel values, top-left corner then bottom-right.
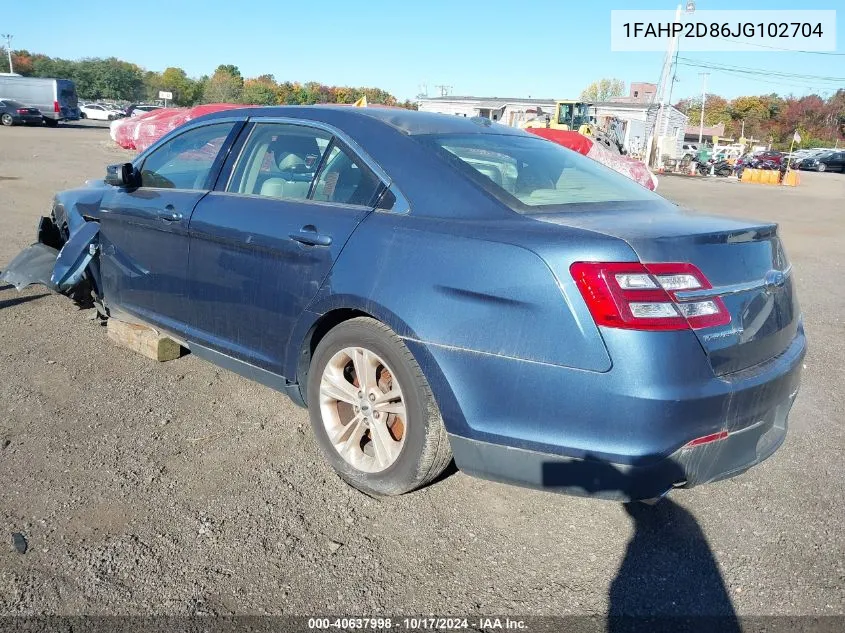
[[4, 0, 843, 102]]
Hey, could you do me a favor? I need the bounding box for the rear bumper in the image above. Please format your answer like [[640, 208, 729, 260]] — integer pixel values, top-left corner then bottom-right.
[[449, 388, 795, 501], [43, 110, 80, 122], [406, 324, 805, 501]]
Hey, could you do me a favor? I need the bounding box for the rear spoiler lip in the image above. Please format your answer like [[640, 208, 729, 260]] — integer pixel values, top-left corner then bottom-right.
[[675, 264, 793, 301]]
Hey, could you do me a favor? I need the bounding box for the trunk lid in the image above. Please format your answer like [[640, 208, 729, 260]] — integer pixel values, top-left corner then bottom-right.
[[530, 205, 800, 376]]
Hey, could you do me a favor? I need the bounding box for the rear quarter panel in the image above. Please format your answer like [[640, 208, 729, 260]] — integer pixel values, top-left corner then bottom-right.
[[300, 212, 639, 374]]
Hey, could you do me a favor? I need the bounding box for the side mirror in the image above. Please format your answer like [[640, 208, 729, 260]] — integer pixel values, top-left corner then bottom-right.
[[105, 162, 137, 188]]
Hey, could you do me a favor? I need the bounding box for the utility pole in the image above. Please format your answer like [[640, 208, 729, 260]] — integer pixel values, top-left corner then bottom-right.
[[647, 2, 694, 168], [434, 84, 452, 97], [698, 72, 709, 144], [1, 34, 13, 74]]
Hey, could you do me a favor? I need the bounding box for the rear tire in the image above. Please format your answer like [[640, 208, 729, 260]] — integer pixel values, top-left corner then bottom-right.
[[44, 118, 58, 128], [79, 112, 87, 119], [0, 113, 12, 126], [306, 317, 452, 496]]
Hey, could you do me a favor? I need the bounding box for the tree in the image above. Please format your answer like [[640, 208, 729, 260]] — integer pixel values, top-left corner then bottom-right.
[[676, 94, 732, 135], [214, 64, 242, 80], [159, 67, 197, 105], [580, 78, 625, 102], [3, 49, 35, 75], [202, 65, 244, 103], [241, 74, 279, 105]]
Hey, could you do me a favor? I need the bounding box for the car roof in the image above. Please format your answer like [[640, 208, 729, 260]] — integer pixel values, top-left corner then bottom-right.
[[202, 105, 529, 137]]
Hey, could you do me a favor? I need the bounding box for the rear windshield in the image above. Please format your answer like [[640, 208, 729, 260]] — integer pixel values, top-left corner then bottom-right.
[[418, 133, 658, 213], [1, 99, 26, 108]]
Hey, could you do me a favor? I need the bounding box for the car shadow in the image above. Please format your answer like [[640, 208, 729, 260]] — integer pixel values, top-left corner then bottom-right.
[[0, 293, 48, 310], [540, 457, 739, 632], [608, 499, 740, 633]]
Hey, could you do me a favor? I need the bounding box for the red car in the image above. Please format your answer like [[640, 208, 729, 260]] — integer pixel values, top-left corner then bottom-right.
[[754, 150, 784, 166]]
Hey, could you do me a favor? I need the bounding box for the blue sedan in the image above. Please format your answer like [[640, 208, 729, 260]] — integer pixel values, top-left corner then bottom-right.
[[1, 107, 805, 500]]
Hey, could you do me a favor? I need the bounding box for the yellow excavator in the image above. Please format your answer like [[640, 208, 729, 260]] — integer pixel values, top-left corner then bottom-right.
[[522, 100, 593, 132], [521, 100, 623, 153]]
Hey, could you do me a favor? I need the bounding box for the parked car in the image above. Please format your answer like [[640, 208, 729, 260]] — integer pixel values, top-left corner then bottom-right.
[[125, 104, 162, 117], [80, 103, 121, 121], [753, 150, 783, 166], [0, 98, 44, 126], [0, 76, 80, 126], [796, 151, 845, 172], [0, 108, 805, 501]]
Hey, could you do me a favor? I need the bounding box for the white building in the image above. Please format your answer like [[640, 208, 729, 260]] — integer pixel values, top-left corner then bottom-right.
[[594, 101, 688, 160], [418, 95, 689, 160], [418, 96, 556, 128]]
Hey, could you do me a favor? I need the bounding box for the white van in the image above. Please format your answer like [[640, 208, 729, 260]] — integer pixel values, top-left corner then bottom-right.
[[0, 76, 80, 126]]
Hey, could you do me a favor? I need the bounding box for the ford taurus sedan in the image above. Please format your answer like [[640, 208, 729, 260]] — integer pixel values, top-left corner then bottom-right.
[[0, 107, 805, 501]]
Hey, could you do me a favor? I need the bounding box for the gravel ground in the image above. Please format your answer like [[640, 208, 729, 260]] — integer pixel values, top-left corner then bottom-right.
[[0, 125, 843, 620]]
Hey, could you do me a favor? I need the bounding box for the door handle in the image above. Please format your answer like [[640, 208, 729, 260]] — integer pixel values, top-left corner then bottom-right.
[[157, 205, 183, 222], [289, 225, 332, 247]]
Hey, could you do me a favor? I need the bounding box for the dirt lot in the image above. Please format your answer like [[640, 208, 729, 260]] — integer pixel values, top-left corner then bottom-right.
[[1, 124, 843, 620]]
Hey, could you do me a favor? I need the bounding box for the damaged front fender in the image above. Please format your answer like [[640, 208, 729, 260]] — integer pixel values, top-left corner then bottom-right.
[[0, 243, 61, 291], [1, 220, 100, 293], [51, 221, 100, 290]]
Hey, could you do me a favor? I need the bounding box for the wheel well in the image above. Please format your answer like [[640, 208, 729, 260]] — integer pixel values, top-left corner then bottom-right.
[[295, 308, 374, 404]]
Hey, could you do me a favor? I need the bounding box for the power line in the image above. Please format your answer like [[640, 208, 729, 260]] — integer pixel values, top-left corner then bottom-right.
[[676, 61, 843, 92], [676, 64, 833, 91], [714, 38, 845, 56], [676, 57, 845, 83]]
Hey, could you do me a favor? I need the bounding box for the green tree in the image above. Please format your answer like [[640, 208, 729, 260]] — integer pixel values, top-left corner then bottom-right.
[[580, 78, 625, 102], [676, 94, 732, 135], [241, 74, 279, 105], [202, 65, 244, 103], [159, 67, 197, 105]]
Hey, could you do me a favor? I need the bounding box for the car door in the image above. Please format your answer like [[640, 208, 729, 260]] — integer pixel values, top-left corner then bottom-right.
[[98, 119, 243, 332], [183, 120, 385, 374]]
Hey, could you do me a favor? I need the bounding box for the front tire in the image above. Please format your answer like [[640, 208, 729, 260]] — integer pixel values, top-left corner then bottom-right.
[[1, 113, 13, 126], [306, 317, 452, 496], [817, 163, 826, 172]]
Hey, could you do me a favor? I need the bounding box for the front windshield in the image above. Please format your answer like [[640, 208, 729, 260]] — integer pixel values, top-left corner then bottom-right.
[[419, 132, 659, 213]]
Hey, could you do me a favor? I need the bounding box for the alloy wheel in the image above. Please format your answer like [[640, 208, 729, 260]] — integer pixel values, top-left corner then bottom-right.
[[319, 346, 407, 473]]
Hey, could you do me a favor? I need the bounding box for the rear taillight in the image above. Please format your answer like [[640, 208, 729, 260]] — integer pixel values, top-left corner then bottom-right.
[[570, 262, 730, 331], [16, 108, 27, 114], [53, 101, 60, 113]]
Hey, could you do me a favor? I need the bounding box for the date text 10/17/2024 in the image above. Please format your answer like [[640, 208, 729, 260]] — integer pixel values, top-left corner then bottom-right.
[[307, 617, 528, 630]]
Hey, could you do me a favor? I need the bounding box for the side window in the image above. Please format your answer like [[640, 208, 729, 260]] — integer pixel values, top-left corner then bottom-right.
[[227, 123, 331, 200], [139, 122, 236, 190], [311, 142, 383, 206]]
